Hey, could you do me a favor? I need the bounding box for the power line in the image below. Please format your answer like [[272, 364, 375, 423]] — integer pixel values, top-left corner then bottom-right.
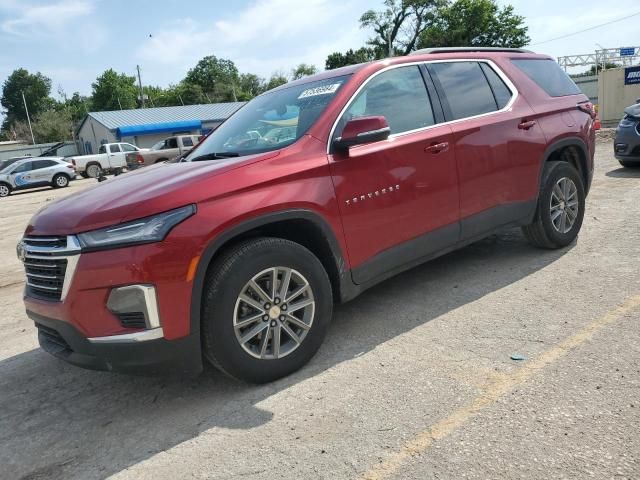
[[531, 11, 640, 46]]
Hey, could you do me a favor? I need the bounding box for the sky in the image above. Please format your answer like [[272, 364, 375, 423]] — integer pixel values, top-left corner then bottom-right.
[[0, 0, 638, 102]]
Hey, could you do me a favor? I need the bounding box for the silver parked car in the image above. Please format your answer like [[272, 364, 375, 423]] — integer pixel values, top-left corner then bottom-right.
[[0, 157, 76, 197]]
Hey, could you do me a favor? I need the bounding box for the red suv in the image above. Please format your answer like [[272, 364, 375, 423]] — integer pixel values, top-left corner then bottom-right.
[[19, 48, 595, 383]]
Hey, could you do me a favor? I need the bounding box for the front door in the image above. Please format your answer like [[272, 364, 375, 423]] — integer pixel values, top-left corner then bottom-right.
[[329, 65, 460, 284]]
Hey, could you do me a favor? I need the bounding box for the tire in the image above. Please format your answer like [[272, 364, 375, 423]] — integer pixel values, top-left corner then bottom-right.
[[619, 160, 640, 168], [201, 237, 333, 383], [522, 161, 585, 249], [155, 158, 168, 164], [52, 174, 69, 188], [86, 163, 101, 178], [0, 182, 11, 197], [79, 172, 90, 179]]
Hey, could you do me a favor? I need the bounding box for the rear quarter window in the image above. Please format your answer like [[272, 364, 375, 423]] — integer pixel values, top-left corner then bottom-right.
[[511, 59, 581, 97]]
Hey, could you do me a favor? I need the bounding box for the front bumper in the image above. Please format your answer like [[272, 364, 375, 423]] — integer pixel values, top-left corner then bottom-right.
[[614, 123, 640, 160], [30, 311, 201, 375]]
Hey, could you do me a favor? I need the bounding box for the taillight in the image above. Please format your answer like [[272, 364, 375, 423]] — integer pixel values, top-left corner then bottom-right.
[[577, 102, 596, 119], [66, 164, 75, 169], [71, 159, 76, 166], [136, 154, 144, 165]]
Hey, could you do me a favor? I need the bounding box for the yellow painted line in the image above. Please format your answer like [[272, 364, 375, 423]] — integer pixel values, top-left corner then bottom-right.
[[361, 293, 640, 480]]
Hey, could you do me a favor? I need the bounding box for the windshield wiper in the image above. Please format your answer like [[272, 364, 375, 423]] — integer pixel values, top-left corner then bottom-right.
[[189, 152, 240, 162]]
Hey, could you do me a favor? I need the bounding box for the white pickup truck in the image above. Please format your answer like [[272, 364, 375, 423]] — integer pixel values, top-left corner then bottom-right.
[[69, 142, 146, 178]]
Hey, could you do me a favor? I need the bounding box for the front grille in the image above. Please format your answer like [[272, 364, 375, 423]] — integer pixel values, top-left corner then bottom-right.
[[23, 236, 67, 248], [116, 312, 147, 329], [21, 235, 80, 302]]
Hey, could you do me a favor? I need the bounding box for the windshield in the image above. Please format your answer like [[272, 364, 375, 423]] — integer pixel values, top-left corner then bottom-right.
[[151, 140, 165, 151], [185, 75, 350, 160]]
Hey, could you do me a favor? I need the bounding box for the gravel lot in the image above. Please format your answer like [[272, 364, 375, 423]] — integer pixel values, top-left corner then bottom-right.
[[0, 144, 639, 480]]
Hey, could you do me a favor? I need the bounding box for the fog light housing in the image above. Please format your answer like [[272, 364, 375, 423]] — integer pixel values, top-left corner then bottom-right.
[[107, 285, 161, 330], [615, 143, 628, 153]]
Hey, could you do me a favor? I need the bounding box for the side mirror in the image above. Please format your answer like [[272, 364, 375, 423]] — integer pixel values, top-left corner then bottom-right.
[[333, 116, 391, 152]]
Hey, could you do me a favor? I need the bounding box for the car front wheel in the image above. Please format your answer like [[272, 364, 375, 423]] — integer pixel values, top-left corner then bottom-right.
[[201, 237, 333, 383], [522, 161, 586, 249]]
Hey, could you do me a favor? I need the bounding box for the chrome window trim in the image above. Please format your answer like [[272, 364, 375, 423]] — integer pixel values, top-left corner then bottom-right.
[[326, 58, 519, 154]]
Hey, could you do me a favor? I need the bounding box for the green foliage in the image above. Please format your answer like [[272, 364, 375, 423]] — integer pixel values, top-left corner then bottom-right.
[[1, 68, 52, 131], [291, 64, 318, 80], [574, 63, 620, 77], [264, 73, 288, 92], [237, 73, 265, 101], [32, 109, 73, 143], [185, 55, 240, 102], [91, 69, 138, 111], [325, 47, 379, 70], [418, 0, 529, 49], [360, 0, 444, 56], [57, 91, 90, 124]]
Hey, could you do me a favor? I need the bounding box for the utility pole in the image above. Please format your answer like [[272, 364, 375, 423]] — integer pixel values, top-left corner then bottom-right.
[[136, 64, 145, 108], [21, 90, 36, 145]]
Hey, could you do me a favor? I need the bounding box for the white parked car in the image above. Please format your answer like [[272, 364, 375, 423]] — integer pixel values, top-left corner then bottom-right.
[[0, 157, 76, 197], [69, 142, 146, 178]]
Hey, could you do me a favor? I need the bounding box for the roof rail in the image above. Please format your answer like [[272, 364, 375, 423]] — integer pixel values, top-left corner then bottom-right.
[[410, 47, 533, 55]]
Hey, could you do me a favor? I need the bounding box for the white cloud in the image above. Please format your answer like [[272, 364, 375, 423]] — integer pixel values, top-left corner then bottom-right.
[[135, 0, 370, 81], [1, 0, 93, 35]]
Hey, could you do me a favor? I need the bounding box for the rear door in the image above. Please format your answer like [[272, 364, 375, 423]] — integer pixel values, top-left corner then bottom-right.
[[427, 60, 546, 240], [30, 160, 58, 183], [108, 144, 125, 167], [10, 161, 34, 188], [329, 64, 459, 284]]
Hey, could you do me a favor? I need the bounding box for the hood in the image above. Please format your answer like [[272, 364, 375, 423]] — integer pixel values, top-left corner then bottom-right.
[[624, 103, 640, 118], [26, 151, 279, 236]]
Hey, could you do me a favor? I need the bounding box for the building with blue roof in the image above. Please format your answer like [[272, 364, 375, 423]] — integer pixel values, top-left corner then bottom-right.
[[76, 102, 245, 154]]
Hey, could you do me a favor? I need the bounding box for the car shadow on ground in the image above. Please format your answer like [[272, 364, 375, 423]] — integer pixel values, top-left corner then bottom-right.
[[606, 167, 640, 178], [0, 229, 572, 480]]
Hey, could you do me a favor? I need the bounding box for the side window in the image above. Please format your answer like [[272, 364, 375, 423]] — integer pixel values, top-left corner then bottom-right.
[[336, 65, 435, 137], [182, 137, 194, 147], [430, 61, 497, 120], [121, 143, 137, 152], [12, 162, 33, 173], [480, 63, 513, 109], [166, 138, 178, 149], [109, 144, 121, 153], [32, 160, 56, 170], [98, 145, 106, 154], [511, 59, 580, 97]]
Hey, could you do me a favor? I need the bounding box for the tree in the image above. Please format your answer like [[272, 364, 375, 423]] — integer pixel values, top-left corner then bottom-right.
[[185, 55, 240, 102], [291, 63, 318, 80], [574, 63, 619, 77], [418, 0, 529, 49], [237, 73, 265, 101], [360, 0, 444, 57], [325, 47, 379, 70], [91, 69, 138, 111], [264, 73, 288, 92], [1, 68, 52, 130], [57, 90, 90, 124], [154, 82, 208, 107], [32, 109, 73, 143]]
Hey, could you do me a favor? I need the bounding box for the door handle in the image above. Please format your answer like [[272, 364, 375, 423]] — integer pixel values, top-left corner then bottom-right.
[[425, 142, 449, 154], [518, 120, 536, 130]]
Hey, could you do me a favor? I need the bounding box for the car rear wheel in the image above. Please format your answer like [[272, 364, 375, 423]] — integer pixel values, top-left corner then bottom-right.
[[52, 174, 69, 188], [86, 163, 101, 178], [522, 161, 585, 249], [0, 183, 11, 197], [201, 237, 332, 383]]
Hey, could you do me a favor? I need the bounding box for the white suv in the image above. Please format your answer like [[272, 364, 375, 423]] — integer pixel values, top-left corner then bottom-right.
[[0, 157, 76, 197]]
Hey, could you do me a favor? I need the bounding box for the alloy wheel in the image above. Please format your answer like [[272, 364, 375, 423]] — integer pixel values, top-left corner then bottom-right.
[[56, 176, 68, 187], [550, 177, 579, 234], [87, 165, 100, 178], [233, 267, 315, 360], [0, 185, 8, 197]]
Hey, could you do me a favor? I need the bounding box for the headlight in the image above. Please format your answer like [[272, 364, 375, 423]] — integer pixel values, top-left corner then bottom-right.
[[619, 116, 636, 128], [78, 204, 195, 250]]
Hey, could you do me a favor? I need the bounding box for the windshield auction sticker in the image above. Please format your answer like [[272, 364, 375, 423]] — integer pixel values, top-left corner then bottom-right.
[[298, 83, 342, 99]]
